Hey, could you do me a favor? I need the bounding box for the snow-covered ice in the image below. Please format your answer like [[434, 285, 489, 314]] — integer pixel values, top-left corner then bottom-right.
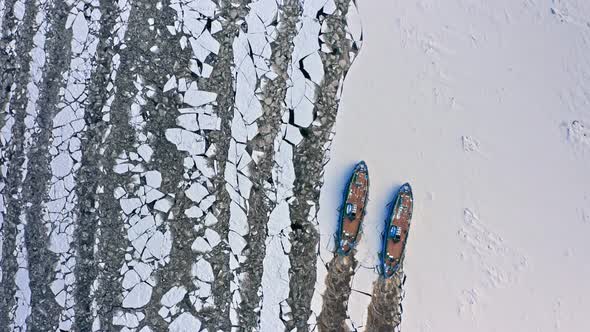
[[316, 0, 590, 330]]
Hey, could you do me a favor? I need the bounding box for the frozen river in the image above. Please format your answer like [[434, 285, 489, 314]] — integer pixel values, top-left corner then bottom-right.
[[1, 0, 589, 331]]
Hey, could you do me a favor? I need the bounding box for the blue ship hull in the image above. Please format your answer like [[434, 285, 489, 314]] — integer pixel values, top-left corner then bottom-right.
[[380, 183, 413, 278], [335, 161, 369, 256]]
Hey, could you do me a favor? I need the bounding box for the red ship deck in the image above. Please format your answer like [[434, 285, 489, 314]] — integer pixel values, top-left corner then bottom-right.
[[384, 190, 413, 275], [339, 169, 369, 254]]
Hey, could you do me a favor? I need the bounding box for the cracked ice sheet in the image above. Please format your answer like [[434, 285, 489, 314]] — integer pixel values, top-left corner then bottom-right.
[[0, 178, 5, 283], [0, 0, 5, 27], [98, 0, 131, 122], [258, 137, 295, 331], [2, 0, 26, 54], [259, 202, 292, 332], [0, 119, 15, 280], [111, 72, 176, 330], [88, 2, 132, 324], [169, 312, 201, 332], [0, 1, 35, 330], [285, 0, 326, 129], [306, 0, 365, 328], [1, 0, 30, 295], [0, 0, 48, 299], [259, 0, 340, 326], [163, 0, 226, 323], [225, 0, 280, 326], [42, 1, 102, 330], [10, 217, 31, 331]]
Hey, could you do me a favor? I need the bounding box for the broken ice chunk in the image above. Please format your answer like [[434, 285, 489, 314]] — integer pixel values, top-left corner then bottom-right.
[[189, 59, 201, 76], [120, 198, 142, 215], [224, 161, 238, 187], [195, 280, 212, 298], [163, 76, 177, 92], [145, 189, 165, 203], [192, 259, 214, 282], [204, 228, 220, 248], [189, 30, 220, 61], [229, 201, 249, 236], [145, 230, 172, 261], [268, 202, 291, 236], [180, 35, 188, 49], [205, 144, 217, 158], [161, 286, 187, 307], [154, 197, 173, 213], [301, 52, 324, 85], [13, 0, 25, 20], [49, 231, 71, 254], [230, 110, 248, 143], [190, 0, 216, 17], [158, 306, 169, 319], [204, 212, 218, 226], [211, 20, 222, 34], [185, 206, 204, 218], [247, 122, 258, 141], [178, 78, 188, 91], [183, 82, 217, 107], [285, 124, 303, 145], [324, 0, 337, 14], [53, 107, 75, 128], [184, 157, 195, 169], [193, 157, 215, 178], [177, 114, 200, 131], [46, 197, 66, 214], [237, 173, 252, 198], [199, 195, 216, 211], [137, 144, 154, 162], [237, 152, 252, 171], [133, 262, 153, 281], [50, 279, 64, 296], [113, 311, 141, 328], [122, 270, 141, 290], [228, 231, 247, 256], [72, 11, 89, 44], [165, 128, 206, 155], [198, 114, 221, 130], [131, 163, 147, 173], [229, 253, 239, 270], [132, 234, 149, 254], [51, 153, 73, 178], [145, 170, 162, 188], [191, 237, 212, 253], [293, 97, 315, 128], [122, 282, 152, 308], [185, 182, 209, 203], [128, 215, 155, 241], [169, 313, 201, 332]]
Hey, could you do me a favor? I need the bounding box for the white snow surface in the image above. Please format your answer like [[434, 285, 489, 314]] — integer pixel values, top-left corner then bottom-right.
[[316, 0, 590, 331]]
